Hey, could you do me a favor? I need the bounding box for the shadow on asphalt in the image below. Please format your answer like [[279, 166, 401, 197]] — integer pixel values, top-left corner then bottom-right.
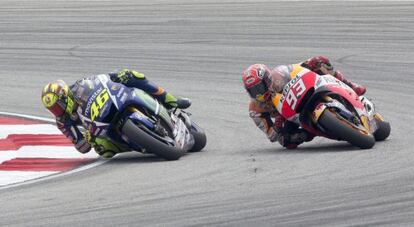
[[105, 153, 165, 164], [103, 149, 207, 165], [260, 142, 362, 154]]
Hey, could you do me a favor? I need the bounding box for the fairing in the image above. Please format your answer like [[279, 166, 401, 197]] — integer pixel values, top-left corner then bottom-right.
[[272, 65, 379, 138], [74, 74, 193, 153]]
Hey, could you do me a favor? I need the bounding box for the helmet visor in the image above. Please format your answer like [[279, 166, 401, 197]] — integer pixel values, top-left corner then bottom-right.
[[42, 93, 67, 117], [247, 82, 268, 102]]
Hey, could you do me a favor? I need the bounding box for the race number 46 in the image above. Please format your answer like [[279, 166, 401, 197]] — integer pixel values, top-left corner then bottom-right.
[[285, 78, 306, 110], [91, 89, 110, 121]]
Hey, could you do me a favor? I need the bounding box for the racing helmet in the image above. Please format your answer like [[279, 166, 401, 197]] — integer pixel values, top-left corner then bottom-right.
[[41, 80, 75, 117], [242, 64, 272, 102]]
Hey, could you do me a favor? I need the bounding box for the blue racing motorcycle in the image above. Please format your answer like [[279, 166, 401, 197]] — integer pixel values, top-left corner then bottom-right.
[[74, 74, 206, 160]]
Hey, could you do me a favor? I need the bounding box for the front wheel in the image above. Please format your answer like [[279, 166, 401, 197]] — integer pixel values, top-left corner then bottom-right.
[[121, 119, 185, 160], [318, 110, 375, 149]]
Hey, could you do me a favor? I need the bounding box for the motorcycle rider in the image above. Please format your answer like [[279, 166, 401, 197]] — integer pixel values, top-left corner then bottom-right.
[[41, 69, 191, 158], [242, 56, 366, 149]]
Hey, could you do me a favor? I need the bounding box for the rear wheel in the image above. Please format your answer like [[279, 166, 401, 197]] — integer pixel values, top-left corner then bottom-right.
[[373, 117, 391, 141], [319, 109, 375, 149], [121, 119, 185, 160], [188, 122, 207, 152]]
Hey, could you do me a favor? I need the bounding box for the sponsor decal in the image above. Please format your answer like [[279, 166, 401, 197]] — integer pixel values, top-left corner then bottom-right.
[[85, 86, 103, 116]]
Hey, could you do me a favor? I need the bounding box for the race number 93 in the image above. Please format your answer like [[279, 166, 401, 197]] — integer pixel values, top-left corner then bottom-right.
[[91, 89, 109, 121], [285, 78, 306, 110]]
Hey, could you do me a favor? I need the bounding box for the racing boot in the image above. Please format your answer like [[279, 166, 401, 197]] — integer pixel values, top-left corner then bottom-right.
[[334, 71, 366, 96], [163, 92, 191, 109], [176, 97, 191, 109]]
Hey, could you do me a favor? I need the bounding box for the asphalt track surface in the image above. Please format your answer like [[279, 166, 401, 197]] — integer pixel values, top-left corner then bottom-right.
[[0, 1, 413, 226]]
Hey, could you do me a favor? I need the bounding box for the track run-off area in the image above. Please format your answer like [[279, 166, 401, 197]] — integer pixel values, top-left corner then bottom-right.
[[0, 1, 414, 226]]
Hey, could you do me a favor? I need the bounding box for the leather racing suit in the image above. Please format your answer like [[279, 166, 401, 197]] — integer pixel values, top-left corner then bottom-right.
[[56, 69, 189, 158], [249, 56, 366, 149]]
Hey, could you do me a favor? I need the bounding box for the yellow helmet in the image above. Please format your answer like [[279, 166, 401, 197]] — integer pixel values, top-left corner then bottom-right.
[[41, 80, 74, 117]]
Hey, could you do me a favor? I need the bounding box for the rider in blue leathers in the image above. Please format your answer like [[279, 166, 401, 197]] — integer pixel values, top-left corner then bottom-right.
[[41, 69, 191, 158]]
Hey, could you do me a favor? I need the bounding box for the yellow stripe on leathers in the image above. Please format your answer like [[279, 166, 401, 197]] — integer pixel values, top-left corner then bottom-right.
[[289, 64, 305, 79], [272, 93, 283, 113]]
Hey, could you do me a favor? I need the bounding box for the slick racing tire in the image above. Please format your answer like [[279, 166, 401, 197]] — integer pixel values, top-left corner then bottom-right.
[[122, 119, 185, 160], [319, 110, 375, 149], [188, 122, 207, 152], [373, 119, 391, 141]]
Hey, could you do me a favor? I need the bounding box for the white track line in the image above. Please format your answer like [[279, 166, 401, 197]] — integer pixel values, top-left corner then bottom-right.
[[0, 124, 61, 139], [0, 112, 109, 190], [0, 159, 107, 189], [0, 111, 55, 123]]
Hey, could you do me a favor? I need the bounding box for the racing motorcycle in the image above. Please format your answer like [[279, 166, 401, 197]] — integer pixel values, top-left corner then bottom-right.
[[272, 65, 390, 149], [75, 74, 206, 160]]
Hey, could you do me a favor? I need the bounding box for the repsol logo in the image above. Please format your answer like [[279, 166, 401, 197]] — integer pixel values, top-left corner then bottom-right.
[[282, 74, 302, 96]]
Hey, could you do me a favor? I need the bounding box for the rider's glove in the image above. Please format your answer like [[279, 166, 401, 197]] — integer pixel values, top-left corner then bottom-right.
[[267, 115, 285, 143], [75, 138, 91, 154], [266, 115, 285, 143], [74, 130, 93, 154]]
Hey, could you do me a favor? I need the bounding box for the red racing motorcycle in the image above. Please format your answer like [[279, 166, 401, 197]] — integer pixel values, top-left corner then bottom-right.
[[272, 65, 390, 149]]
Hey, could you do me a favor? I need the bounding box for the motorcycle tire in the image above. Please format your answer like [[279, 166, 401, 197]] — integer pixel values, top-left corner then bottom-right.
[[319, 110, 375, 149], [373, 119, 391, 141], [188, 122, 207, 152], [121, 119, 185, 160]]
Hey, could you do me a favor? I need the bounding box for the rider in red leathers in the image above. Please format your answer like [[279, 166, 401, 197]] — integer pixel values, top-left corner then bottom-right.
[[242, 56, 366, 149]]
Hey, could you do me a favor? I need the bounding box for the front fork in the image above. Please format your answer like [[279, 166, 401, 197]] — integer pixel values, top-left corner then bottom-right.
[[310, 96, 333, 124], [171, 110, 195, 150]]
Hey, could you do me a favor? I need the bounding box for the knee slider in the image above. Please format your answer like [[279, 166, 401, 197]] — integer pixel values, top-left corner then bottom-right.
[[93, 137, 122, 158]]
